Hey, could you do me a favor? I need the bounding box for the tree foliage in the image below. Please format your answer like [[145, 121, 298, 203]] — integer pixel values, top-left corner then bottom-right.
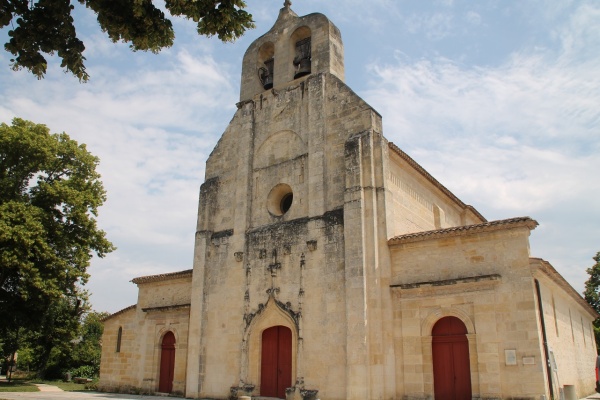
[[0, 0, 255, 81], [0, 118, 114, 371], [583, 251, 600, 352]]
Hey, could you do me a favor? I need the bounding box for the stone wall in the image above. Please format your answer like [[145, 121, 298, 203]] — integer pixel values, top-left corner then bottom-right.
[[532, 259, 597, 398], [99, 273, 192, 395], [389, 221, 549, 399]]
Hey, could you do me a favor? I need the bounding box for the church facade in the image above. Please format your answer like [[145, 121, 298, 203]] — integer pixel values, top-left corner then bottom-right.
[[99, 5, 598, 400]]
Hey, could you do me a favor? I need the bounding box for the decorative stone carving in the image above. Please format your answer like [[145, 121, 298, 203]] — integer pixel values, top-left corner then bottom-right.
[[234, 252, 244, 262], [306, 240, 317, 251], [229, 381, 255, 400], [300, 388, 319, 400], [268, 262, 282, 276], [285, 378, 318, 400], [268, 248, 282, 276], [259, 249, 267, 259]]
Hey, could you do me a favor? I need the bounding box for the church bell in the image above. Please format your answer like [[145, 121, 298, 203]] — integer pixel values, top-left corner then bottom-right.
[[293, 37, 311, 79], [258, 58, 274, 90]]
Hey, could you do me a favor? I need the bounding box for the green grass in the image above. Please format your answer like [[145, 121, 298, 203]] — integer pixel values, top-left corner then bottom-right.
[[0, 379, 39, 392], [0, 378, 89, 392]]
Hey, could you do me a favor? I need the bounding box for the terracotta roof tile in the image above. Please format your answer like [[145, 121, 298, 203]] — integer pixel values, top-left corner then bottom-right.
[[530, 258, 599, 319], [388, 216, 538, 245], [131, 269, 193, 284], [102, 304, 136, 321]]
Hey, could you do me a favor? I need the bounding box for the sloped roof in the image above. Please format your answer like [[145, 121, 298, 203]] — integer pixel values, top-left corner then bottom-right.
[[131, 269, 193, 285], [531, 257, 599, 319], [387, 142, 486, 223], [388, 216, 538, 245], [102, 304, 136, 321]]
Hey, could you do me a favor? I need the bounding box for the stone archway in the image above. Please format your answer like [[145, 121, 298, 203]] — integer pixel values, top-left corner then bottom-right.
[[420, 307, 479, 398], [159, 331, 176, 393], [432, 317, 472, 400], [243, 299, 298, 395]]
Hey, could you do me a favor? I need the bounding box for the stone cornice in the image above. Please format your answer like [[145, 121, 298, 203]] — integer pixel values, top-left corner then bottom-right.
[[131, 269, 193, 285], [141, 303, 191, 313], [102, 304, 136, 321], [388, 217, 538, 245], [390, 274, 501, 289], [530, 257, 599, 319], [387, 142, 486, 223]]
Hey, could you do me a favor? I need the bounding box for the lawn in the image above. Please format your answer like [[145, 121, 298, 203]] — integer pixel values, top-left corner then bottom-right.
[[0, 380, 39, 392], [0, 379, 89, 392]]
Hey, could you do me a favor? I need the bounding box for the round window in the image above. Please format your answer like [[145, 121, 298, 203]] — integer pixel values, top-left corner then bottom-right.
[[267, 184, 294, 216]]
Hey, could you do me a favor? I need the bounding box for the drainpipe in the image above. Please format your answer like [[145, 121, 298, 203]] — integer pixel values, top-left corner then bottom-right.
[[535, 279, 554, 400]]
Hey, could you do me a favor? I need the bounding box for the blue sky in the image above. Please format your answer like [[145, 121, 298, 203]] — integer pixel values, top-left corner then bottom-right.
[[1, 0, 598, 313]]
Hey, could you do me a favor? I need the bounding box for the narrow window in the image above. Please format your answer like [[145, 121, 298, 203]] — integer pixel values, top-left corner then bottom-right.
[[116, 327, 123, 352], [569, 309, 574, 342], [581, 316, 586, 347], [552, 296, 559, 337]]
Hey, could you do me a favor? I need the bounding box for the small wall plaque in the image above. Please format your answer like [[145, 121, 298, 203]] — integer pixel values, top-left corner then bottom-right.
[[522, 356, 535, 365], [505, 349, 517, 366]]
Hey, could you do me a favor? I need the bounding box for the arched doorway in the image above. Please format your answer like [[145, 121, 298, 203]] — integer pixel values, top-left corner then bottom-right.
[[159, 331, 176, 393], [432, 316, 472, 400], [260, 325, 292, 399]]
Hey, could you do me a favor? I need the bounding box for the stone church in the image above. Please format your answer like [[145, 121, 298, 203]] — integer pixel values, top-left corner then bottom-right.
[[99, 4, 598, 400]]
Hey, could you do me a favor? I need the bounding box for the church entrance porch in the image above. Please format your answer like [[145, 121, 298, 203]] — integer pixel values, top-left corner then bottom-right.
[[260, 325, 292, 399], [432, 317, 472, 400]]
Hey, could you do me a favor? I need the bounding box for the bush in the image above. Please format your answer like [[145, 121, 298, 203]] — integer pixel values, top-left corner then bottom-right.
[[70, 365, 97, 378]]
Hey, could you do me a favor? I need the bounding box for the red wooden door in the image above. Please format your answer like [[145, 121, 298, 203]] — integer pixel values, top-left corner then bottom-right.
[[432, 317, 472, 400], [260, 326, 292, 399], [159, 332, 176, 393]]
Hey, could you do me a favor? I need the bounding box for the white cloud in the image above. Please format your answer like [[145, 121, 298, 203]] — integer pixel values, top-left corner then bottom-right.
[[0, 48, 241, 311], [465, 11, 482, 26], [1, 0, 598, 312], [363, 1, 600, 292]]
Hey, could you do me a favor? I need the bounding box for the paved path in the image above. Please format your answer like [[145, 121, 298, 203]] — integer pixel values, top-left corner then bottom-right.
[[0, 391, 177, 400], [33, 383, 64, 392]]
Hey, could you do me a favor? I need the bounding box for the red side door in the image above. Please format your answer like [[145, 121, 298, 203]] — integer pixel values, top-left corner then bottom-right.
[[159, 332, 176, 393], [261, 326, 292, 399], [432, 317, 472, 400]]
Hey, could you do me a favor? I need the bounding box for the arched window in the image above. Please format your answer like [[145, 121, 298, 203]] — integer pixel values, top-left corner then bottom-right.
[[290, 27, 311, 79], [116, 327, 122, 352], [258, 42, 275, 90]]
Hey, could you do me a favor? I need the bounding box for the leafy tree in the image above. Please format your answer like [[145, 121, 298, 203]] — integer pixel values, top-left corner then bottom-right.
[[0, 0, 255, 81], [25, 294, 87, 378], [0, 118, 115, 375], [69, 310, 109, 377], [583, 251, 600, 352]]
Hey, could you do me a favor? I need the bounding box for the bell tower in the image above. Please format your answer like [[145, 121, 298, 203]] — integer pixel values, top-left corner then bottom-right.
[[186, 2, 390, 399], [239, 1, 345, 101]]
